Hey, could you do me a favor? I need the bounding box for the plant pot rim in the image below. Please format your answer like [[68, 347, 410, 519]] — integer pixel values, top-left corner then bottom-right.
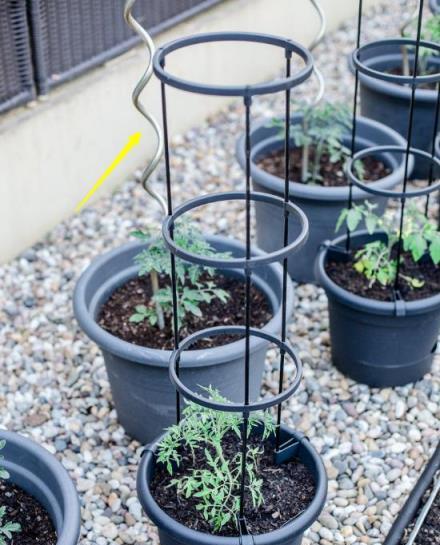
[[315, 229, 440, 316], [137, 425, 327, 545], [236, 114, 411, 202], [74, 235, 294, 368], [348, 41, 439, 103], [0, 429, 81, 545]]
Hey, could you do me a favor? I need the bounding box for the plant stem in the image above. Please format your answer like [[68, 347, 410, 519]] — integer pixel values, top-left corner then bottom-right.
[[401, 45, 410, 77], [150, 270, 165, 330], [301, 118, 309, 183]]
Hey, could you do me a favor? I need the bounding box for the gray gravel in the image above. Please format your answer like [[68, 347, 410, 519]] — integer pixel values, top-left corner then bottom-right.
[[1, 2, 439, 544]]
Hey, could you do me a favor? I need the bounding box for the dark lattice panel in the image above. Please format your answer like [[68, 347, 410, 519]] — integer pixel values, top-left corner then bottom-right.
[[0, 1, 35, 114], [29, 0, 223, 94]]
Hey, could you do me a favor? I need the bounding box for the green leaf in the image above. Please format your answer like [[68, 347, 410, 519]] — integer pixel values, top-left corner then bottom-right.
[[347, 208, 362, 232], [429, 233, 440, 265]]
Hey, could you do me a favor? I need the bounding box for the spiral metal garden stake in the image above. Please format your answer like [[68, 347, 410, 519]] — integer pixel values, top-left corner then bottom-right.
[[124, 0, 166, 215], [308, 0, 326, 106]]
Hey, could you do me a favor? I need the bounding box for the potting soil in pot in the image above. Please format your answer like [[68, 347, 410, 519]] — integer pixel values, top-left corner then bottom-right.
[[401, 483, 440, 545], [150, 432, 316, 536], [257, 148, 391, 187], [99, 272, 272, 349], [0, 481, 57, 545], [326, 250, 440, 302]]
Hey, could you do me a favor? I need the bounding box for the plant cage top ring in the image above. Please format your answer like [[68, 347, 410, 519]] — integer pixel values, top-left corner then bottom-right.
[[153, 31, 314, 96], [161, 191, 309, 269], [168, 326, 303, 413], [352, 38, 440, 86], [346, 146, 440, 198]]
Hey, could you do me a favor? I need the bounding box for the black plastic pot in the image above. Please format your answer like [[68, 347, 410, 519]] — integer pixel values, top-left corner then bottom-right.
[[236, 114, 411, 283], [350, 42, 440, 179], [315, 230, 440, 387], [384, 441, 440, 545], [74, 235, 294, 444], [0, 430, 81, 545], [137, 424, 327, 545]]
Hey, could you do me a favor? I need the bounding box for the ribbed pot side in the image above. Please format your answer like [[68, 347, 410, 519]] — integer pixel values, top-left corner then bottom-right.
[[137, 425, 327, 545], [0, 430, 81, 545], [74, 235, 294, 444], [315, 231, 440, 387]]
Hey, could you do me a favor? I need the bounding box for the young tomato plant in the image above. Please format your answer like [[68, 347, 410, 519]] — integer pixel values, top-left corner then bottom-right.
[[157, 387, 275, 532], [130, 220, 230, 330], [336, 202, 440, 289], [0, 440, 21, 545], [272, 101, 365, 184], [402, 14, 440, 77]]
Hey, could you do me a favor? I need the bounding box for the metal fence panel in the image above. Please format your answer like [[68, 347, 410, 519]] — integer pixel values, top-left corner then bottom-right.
[[0, 1, 35, 114], [29, 0, 223, 94]]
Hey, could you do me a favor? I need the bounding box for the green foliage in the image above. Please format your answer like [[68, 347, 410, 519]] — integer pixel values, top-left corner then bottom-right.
[[157, 387, 276, 532], [130, 220, 230, 328], [0, 440, 20, 545], [336, 202, 439, 288], [404, 14, 440, 75], [273, 101, 364, 184]]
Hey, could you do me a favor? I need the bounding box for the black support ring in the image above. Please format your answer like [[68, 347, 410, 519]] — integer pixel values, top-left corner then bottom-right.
[[352, 38, 440, 86], [161, 191, 309, 270], [153, 31, 313, 96], [169, 326, 302, 413], [346, 146, 440, 198]]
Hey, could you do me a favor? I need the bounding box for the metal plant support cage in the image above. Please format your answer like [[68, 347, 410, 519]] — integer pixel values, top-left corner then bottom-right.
[[342, 0, 440, 300], [123, 2, 328, 534], [153, 32, 315, 536]]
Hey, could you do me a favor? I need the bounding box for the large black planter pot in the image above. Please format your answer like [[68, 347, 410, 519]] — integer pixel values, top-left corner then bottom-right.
[[315, 230, 440, 387], [137, 425, 327, 545], [236, 114, 411, 283], [0, 430, 81, 545], [74, 235, 294, 444], [351, 42, 440, 179], [384, 442, 440, 545]]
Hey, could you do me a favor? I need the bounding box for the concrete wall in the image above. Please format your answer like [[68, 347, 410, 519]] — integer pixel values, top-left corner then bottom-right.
[[0, 0, 379, 262]]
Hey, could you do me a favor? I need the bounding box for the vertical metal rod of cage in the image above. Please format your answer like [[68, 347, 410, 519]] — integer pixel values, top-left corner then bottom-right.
[[394, 0, 425, 291], [160, 69, 182, 424], [275, 51, 292, 452], [425, 84, 440, 216], [345, 0, 364, 252], [239, 93, 253, 520]]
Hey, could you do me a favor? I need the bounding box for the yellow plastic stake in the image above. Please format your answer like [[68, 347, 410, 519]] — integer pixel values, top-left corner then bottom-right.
[[75, 132, 142, 212]]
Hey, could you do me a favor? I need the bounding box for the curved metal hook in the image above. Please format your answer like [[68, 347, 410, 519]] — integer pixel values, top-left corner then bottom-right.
[[124, 0, 167, 215], [401, 0, 421, 37], [308, 0, 326, 107]]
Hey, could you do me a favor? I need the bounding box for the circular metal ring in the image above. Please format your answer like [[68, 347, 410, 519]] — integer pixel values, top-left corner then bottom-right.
[[162, 191, 309, 269], [169, 326, 302, 413], [153, 31, 314, 97], [346, 145, 440, 198], [352, 38, 440, 86]]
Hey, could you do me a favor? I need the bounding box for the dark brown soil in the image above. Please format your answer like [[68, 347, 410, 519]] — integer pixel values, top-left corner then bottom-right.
[[326, 248, 440, 302], [257, 146, 391, 187], [150, 432, 316, 536], [99, 273, 272, 349], [402, 483, 440, 545], [0, 481, 57, 545]]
